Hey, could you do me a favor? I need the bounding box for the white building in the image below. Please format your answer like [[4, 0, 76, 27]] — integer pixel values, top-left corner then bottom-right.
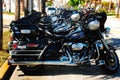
[[53, 0, 69, 8], [3, 0, 40, 13], [4, 0, 16, 12]]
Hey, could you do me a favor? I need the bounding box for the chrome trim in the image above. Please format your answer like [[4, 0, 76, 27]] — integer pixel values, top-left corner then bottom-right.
[[8, 60, 77, 66], [38, 45, 48, 59], [66, 49, 72, 63], [10, 54, 40, 56], [10, 50, 42, 52], [95, 43, 100, 60], [9, 50, 42, 56]]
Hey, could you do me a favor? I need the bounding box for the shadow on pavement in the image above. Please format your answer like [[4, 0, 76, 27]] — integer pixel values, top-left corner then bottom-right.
[[13, 35, 120, 80], [17, 64, 120, 79]]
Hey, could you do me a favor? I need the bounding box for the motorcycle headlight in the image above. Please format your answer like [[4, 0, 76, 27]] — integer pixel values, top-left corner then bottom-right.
[[71, 13, 80, 21], [88, 20, 100, 30]]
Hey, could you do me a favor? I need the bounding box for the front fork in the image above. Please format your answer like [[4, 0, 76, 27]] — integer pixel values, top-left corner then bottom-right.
[[95, 29, 112, 65], [97, 29, 111, 52]]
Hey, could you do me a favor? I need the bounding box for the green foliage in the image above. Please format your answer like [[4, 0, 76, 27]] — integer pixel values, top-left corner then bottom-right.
[[68, 0, 85, 7], [3, 12, 15, 15], [101, 1, 115, 13], [0, 31, 10, 67], [46, 1, 52, 6], [107, 13, 116, 16]]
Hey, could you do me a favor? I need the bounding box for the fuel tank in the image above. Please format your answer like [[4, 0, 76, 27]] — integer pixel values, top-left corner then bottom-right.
[[66, 27, 86, 42]]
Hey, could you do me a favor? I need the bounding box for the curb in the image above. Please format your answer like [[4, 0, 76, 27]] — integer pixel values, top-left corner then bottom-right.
[[0, 60, 16, 80], [0, 60, 10, 80]]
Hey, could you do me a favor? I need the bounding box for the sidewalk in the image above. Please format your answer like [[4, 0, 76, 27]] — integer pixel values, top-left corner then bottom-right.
[[105, 16, 120, 36], [105, 16, 120, 30], [3, 14, 14, 32], [3, 14, 15, 26]]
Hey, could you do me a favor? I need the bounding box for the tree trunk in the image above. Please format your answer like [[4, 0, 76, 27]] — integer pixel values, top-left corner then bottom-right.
[[38, 0, 40, 12], [9, 0, 11, 12], [0, 0, 3, 50], [109, 0, 112, 12], [15, 0, 20, 20], [116, 0, 120, 18], [40, 0, 46, 14], [24, 0, 29, 17], [29, 0, 33, 14], [31, 0, 33, 13]]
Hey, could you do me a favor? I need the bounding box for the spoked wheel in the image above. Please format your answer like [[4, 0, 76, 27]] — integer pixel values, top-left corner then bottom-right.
[[100, 46, 119, 74], [19, 65, 45, 75]]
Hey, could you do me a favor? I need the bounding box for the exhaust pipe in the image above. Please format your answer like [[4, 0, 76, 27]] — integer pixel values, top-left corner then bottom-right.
[[8, 59, 77, 66]]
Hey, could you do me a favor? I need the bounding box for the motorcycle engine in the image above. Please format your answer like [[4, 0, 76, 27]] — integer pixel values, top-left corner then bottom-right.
[[72, 43, 84, 50], [71, 43, 87, 63]]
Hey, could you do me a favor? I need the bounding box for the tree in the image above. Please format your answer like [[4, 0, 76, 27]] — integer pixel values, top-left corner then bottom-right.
[[0, 0, 3, 50], [15, 0, 20, 20], [38, 0, 40, 12], [46, 1, 52, 6], [40, 0, 46, 14], [109, 0, 112, 12], [68, 0, 85, 7], [9, 0, 11, 12], [116, 0, 120, 18], [24, 0, 29, 17]]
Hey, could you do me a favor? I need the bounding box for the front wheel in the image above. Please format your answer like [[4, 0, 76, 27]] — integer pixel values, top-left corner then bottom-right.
[[100, 47, 119, 74]]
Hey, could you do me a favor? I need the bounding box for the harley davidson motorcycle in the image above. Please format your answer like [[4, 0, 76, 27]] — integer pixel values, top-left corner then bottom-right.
[[8, 9, 119, 75]]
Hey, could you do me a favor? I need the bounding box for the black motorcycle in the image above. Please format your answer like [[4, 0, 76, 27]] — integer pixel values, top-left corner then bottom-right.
[[8, 10, 119, 75]]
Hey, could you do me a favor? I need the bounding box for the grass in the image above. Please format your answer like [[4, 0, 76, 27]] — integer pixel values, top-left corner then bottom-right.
[[107, 13, 116, 16], [3, 11, 24, 15], [107, 13, 120, 18], [0, 31, 10, 67], [3, 12, 15, 15]]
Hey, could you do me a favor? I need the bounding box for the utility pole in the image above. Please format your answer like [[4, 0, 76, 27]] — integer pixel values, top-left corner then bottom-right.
[[15, 0, 20, 20], [0, 0, 3, 50], [24, 0, 29, 17]]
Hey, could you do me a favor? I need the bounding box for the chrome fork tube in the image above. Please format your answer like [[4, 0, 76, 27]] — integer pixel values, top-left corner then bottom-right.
[[95, 43, 100, 60]]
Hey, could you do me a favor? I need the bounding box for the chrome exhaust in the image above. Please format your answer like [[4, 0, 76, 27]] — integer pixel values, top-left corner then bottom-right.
[[8, 46, 77, 66], [8, 59, 77, 66]]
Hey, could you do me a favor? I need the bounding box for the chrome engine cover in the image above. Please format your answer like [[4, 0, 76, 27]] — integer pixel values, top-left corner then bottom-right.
[[72, 43, 84, 50]]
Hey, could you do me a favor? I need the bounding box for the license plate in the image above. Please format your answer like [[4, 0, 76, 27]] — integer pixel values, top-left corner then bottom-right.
[[21, 29, 31, 34], [18, 45, 26, 49]]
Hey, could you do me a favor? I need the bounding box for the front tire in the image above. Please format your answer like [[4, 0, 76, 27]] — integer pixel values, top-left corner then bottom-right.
[[100, 47, 119, 74]]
